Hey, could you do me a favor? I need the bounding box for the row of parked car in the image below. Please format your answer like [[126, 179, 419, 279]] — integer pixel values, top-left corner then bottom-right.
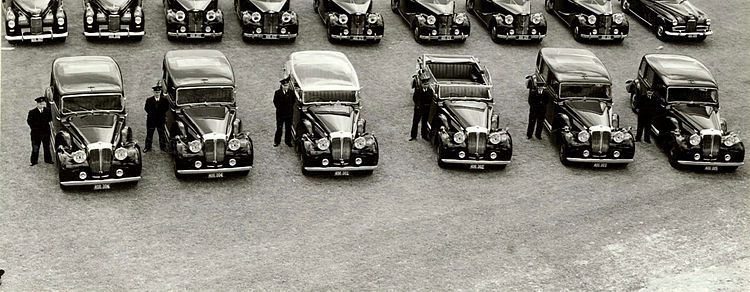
[[43, 48, 743, 190], [3, 0, 713, 44]]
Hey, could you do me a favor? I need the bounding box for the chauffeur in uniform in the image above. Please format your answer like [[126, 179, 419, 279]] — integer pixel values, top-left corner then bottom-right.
[[27, 96, 53, 166], [144, 84, 169, 152], [410, 80, 430, 141], [274, 77, 294, 147], [527, 89, 546, 140], [634, 92, 653, 143]]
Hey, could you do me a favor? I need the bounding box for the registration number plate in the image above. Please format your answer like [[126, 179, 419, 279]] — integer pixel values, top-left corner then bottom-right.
[[266, 34, 278, 39], [601, 35, 612, 40], [704, 166, 718, 171], [594, 163, 608, 168], [688, 35, 698, 38], [518, 35, 530, 40], [439, 36, 451, 40], [334, 171, 350, 176], [108, 35, 121, 39], [469, 164, 485, 170], [187, 33, 202, 38], [208, 173, 224, 178], [94, 184, 111, 190], [352, 36, 364, 40], [31, 38, 43, 43]]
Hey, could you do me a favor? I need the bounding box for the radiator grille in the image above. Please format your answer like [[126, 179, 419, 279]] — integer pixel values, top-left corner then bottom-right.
[[602, 15, 612, 34], [108, 15, 120, 32], [467, 131, 487, 155], [31, 17, 42, 33], [686, 17, 697, 32], [438, 15, 452, 35], [515, 15, 529, 34], [331, 137, 352, 161], [350, 14, 365, 35], [591, 130, 611, 154], [89, 148, 113, 174], [204, 139, 226, 164], [702, 134, 720, 158], [189, 11, 203, 32], [264, 13, 278, 33]]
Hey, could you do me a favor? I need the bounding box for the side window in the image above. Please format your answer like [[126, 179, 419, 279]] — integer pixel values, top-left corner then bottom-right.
[[53, 87, 61, 106], [653, 77, 667, 101], [644, 66, 655, 87], [638, 59, 647, 77], [536, 53, 542, 71], [540, 63, 550, 83], [550, 76, 560, 96]]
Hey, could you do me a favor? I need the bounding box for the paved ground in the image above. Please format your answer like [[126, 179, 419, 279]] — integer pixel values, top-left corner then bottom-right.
[[1, 0, 749, 290]]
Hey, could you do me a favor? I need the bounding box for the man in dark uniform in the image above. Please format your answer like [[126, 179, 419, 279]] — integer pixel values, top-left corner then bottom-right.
[[273, 77, 294, 147], [144, 84, 169, 152], [634, 92, 652, 143], [409, 80, 430, 141], [27, 96, 53, 166], [527, 89, 546, 140]]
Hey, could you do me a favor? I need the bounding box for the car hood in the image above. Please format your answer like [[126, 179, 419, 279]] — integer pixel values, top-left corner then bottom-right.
[[175, 0, 211, 11], [92, 0, 131, 13], [564, 99, 611, 128], [309, 105, 355, 134], [332, 0, 370, 14], [183, 106, 233, 137], [417, 0, 455, 15], [248, 0, 286, 12], [672, 104, 720, 131], [68, 114, 121, 145], [496, 1, 530, 15], [13, 0, 51, 15], [653, 1, 706, 19], [444, 100, 490, 129], [574, 0, 612, 15]]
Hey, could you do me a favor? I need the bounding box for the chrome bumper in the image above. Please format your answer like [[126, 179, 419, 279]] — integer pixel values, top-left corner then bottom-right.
[[330, 34, 382, 40], [84, 31, 144, 37], [243, 32, 297, 39], [6, 32, 68, 41], [177, 166, 252, 174], [678, 160, 743, 167], [495, 34, 544, 40], [566, 158, 634, 164], [579, 34, 627, 40], [60, 176, 140, 186], [441, 159, 511, 165], [665, 30, 713, 37], [304, 165, 377, 172], [167, 32, 223, 38], [418, 34, 468, 41]]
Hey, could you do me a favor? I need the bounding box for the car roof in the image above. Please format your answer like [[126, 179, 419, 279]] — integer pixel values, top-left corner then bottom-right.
[[540, 48, 611, 84], [165, 50, 234, 88], [644, 54, 717, 88], [288, 51, 359, 91], [53, 56, 123, 96]]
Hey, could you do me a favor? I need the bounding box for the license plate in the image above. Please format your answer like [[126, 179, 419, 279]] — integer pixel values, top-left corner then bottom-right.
[[594, 163, 608, 168], [94, 184, 111, 190], [601, 35, 612, 40], [266, 34, 278, 39], [688, 35, 698, 38], [518, 35, 530, 40], [108, 35, 121, 39], [334, 171, 350, 176], [704, 166, 718, 171], [353, 36, 364, 40], [469, 164, 485, 170], [31, 38, 43, 43], [187, 33, 202, 38], [439, 36, 451, 40], [208, 173, 224, 178]]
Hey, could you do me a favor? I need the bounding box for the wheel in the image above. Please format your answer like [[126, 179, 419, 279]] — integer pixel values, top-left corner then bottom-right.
[[213, 35, 223, 42], [656, 25, 667, 41], [613, 37, 624, 43], [237, 170, 250, 176], [630, 93, 638, 113], [621, 0, 630, 13], [490, 25, 500, 43], [573, 25, 583, 42], [695, 35, 707, 42], [327, 27, 336, 43], [391, 0, 398, 12], [85, 36, 97, 42], [242, 35, 252, 42], [288, 36, 297, 42], [545, 0, 554, 13], [436, 144, 447, 168], [174, 159, 186, 179], [132, 35, 143, 41], [413, 25, 424, 44], [667, 144, 681, 169], [466, 0, 474, 14], [559, 144, 572, 166], [167, 34, 177, 41], [300, 153, 310, 175], [371, 38, 381, 44], [361, 170, 374, 175]]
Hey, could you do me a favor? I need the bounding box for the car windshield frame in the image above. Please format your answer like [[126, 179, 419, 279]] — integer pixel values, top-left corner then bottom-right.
[[333, 0, 370, 4], [60, 93, 124, 115], [558, 82, 612, 101], [575, 0, 611, 6], [438, 84, 492, 101], [416, 0, 455, 5], [302, 90, 359, 105], [175, 86, 235, 106], [666, 86, 718, 105], [496, 0, 529, 6]]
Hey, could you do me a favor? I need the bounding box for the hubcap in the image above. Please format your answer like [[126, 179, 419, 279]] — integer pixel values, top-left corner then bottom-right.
[[658, 26, 664, 36]]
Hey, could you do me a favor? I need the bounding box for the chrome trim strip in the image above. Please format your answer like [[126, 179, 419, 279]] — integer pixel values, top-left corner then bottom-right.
[[60, 176, 140, 186], [167, 32, 223, 37], [304, 165, 377, 172], [678, 161, 743, 166], [5, 32, 68, 40], [83, 31, 145, 37], [566, 158, 633, 164], [242, 33, 297, 39], [177, 166, 252, 174], [440, 159, 510, 165], [495, 34, 544, 40], [664, 30, 712, 36], [579, 34, 627, 39], [330, 34, 382, 40]]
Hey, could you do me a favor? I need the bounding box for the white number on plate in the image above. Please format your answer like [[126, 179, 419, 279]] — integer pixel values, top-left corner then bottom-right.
[[94, 184, 111, 190], [208, 173, 224, 178], [594, 163, 608, 168], [108, 35, 121, 39], [469, 164, 485, 170], [334, 171, 350, 176], [705, 166, 718, 171]]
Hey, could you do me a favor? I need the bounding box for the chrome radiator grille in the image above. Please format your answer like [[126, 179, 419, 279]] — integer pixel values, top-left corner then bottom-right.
[[189, 11, 203, 32], [601, 15, 612, 33], [31, 17, 42, 33], [350, 14, 365, 35], [89, 148, 113, 174], [438, 15, 452, 35], [591, 130, 611, 154], [331, 137, 352, 161], [204, 139, 226, 164], [467, 131, 487, 155], [702, 134, 720, 158], [515, 15, 529, 34], [108, 15, 120, 32], [264, 13, 278, 33], [686, 18, 697, 31]]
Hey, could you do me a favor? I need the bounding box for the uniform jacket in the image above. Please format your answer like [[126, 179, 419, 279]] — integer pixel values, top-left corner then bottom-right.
[[27, 107, 51, 136], [273, 87, 295, 119], [145, 95, 170, 127], [528, 92, 546, 113]]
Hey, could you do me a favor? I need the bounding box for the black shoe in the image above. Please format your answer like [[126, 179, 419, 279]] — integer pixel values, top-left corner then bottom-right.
[[526, 136, 532, 139], [286, 143, 293, 147], [644, 139, 651, 144], [30, 162, 37, 166], [273, 143, 279, 147], [45, 161, 53, 164], [409, 137, 416, 141], [144, 148, 151, 153], [635, 138, 641, 142], [536, 136, 542, 140]]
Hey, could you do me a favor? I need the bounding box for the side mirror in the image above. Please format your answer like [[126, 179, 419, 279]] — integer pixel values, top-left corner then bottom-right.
[[357, 118, 366, 135], [490, 114, 499, 130], [721, 118, 728, 133], [612, 114, 620, 129]]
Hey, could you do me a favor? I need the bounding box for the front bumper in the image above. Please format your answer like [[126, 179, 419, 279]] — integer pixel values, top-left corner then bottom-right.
[[304, 165, 377, 172], [566, 158, 634, 164], [167, 31, 222, 38], [243, 32, 296, 39], [579, 33, 627, 40], [440, 159, 510, 165], [84, 30, 144, 37], [665, 30, 713, 37], [418, 34, 468, 41], [495, 34, 544, 40], [177, 166, 252, 174], [60, 176, 140, 186], [678, 161, 743, 167], [6, 31, 68, 41], [330, 34, 382, 41]]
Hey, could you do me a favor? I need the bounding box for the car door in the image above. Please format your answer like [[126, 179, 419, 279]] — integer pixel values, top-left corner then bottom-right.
[[290, 79, 304, 140]]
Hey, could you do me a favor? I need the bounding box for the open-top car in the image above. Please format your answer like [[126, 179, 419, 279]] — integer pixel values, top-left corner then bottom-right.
[[619, 0, 711, 41], [46, 56, 141, 189], [160, 50, 253, 178], [391, 0, 469, 43], [283, 51, 379, 175], [545, 0, 628, 42], [314, 0, 383, 43], [412, 54, 512, 169], [466, 0, 546, 42], [527, 48, 635, 167], [83, 0, 144, 40], [164, 0, 223, 40], [235, 0, 297, 41], [626, 54, 743, 171], [3, 0, 67, 43]]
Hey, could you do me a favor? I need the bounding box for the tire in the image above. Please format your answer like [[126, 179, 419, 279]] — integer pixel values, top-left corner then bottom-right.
[[132, 35, 143, 41], [436, 144, 447, 168], [630, 93, 638, 113], [361, 170, 374, 175], [613, 37, 624, 43], [545, 0, 554, 13], [167, 34, 177, 41], [695, 35, 707, 42], [300, 153, 310, 175], [413, 25, 424, 44], [559, 144, 572, 166], [371, 38, 381, 44], [490, 25, 500, 43], [656, 25, 667, 41], [573, 25, 583, 42], [391, 0, 398, 13], [667, 144, 681, 169], [237, 170, 250, 176], [720, 166, 739, 172], [85, 36, 97, 42], [621, 0, 630, 13], [327, 27, 336, 43], [174, 159, 186, 179]]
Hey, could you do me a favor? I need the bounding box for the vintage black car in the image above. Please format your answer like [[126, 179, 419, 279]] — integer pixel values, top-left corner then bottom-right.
[[626, 54, 743, 171], [527, 48, 635, 167], [545, 0, 628, 42], [412, 54, 512, 169], [283, 51, 379, 175], [46, 56, 141, 189], [160, 50, 253, 178], [83, 0, 144, 40], [620, 0, 710, 41], [466, 0, 547, 42], [391, 0, 469, 43], [235, 0, 297, 41], [314, 0, 383, 43], [3, 0, 67, 43], [164, 0, 223, 40]]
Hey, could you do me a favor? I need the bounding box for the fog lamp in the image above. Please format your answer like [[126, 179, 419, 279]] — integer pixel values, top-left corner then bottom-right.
[[355, 157, 363, 165], [343, 29, 349, 35], [321, 158, 330, 166], [724, 154, 731, 162], [509, 29, 515, 35], [458, 151, 466, 159], [180, 26, 186, 32], [431, 29, 437, 36], [229, 158, 237, 166], [205, 26, 211, 33], [194, 160, 202, 169], [614, 28, 619, 34], [490, 152, 497, 159], [693, 153, 701, 161], [115, 169, 124, 177], [454, 29, 460, 35], [592, 29, 598, 35], [79, 172, 87, 180], [531, 28, 537, 35], [613, 151, 621, 158], [583, 150, 590, 158], [281, 27, 287, 34], [256, 27, 262, 33], [366, 28, 372, 35]]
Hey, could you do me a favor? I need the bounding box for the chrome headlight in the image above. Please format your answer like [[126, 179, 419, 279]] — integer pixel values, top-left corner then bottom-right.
[[587, 15, 596, 25], [367, 13, 378, 24], [504, 14, 514, 24], [531, 13, 542, 25], [175, 10, 186, 22], [114, 147, 129, 161], [188, 140, 202, 153], [316, 138, 330, 151], [705, 18, 711, 25], [689, 134, 701, 146], [282, 11, 292, 23], [6, 10, 14, 21], [251, 11, 261, 22], [612, 131, 626, 143], [454, 13, 465, 25], [613, 13, 624, 25], [206, 10, 216, 21], [426, 15, 436, 25], [57, 16, 65, 25], [354, 137, 366, 149], [671, 18, 678, 26], [578, 131, 590, 143], [489, 132, 503, 145], [72, 150, 87, 164], [8, 19, 15, 28], [338, 14, 348, 24], [453, 131, 466, 144], [228, 138, 241, 151], [723, 134, 741, 147]]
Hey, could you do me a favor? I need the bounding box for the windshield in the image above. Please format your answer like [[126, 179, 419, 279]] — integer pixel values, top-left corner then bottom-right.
[[317, 113, 353, 133], [176, 87, 234, 105], [576, 0, 610, 5], [498, 0, 528, 5], [667, 87, 717, 104], [417, 0, 453, 4], [335, 0, 369, 3], [305, 91, 357, 103], [62, 94, 123, 114], [566, 100, 611, 127], [655, 0, 687, 3], [560, 84, 611, 100]]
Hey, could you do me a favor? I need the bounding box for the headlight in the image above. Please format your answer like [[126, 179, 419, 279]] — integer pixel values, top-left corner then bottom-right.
[[338, 14, 348, 24], [426, 15, 436, 25], [671, 18, 678, 26], [723, 135, 741, 147], [251, 12, 261, 22], [6, 10, 14, 20], [316, 138, 330, 151], [578, 131, 590, 143], [453, 131, 466, 144], [612, 131, 626, 143], [613, 13, 624, 25], [354, 137, 366, 149], [175, 10, 185, 22], [489, 132, 502, 145], [86, 16, 94, 24], [531, 13, 542, 25], [7, 19, 15, 28], [228, 138, 241, 151], [504, 14, 513, 25], [57, 17, 65, 26], [454, 13, 465, 25], [206, 10, 216, 21], [282, 12, 292, 23], [689, 134, 701, 146], [705, 18, 711, 25], [188, 140, 202, 153], [587, 15, 596, 25], [134, 16, 142, 24], [367, 13, 378, 24], [114, 147, 128, 161], [72, 150, 87, 164]]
